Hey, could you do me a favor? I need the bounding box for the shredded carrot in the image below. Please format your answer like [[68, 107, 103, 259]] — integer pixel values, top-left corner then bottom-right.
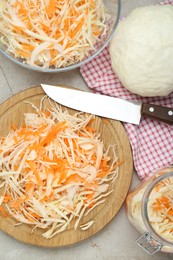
[[97, 160, 124, 178], [16, 50, 30, 58], [63, 174, 86, 185], [21, 44, 35, 51], [85, 126, 96, 133], [87, 201, 95, 208], [0, 97, 121, 238], [40, 121, 67, 146], [70, 17, 85, 38], [0, 206, 8, 218], [25, 181, 34, 192], [26, 161, 43, 186], [45, 0, 56, 18]]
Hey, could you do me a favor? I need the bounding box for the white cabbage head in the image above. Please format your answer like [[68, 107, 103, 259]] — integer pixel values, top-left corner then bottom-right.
[[109, 5, 173, 97]]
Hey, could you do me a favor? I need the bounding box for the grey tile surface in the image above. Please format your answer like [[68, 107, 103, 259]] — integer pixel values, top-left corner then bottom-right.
[[0, 0, 172, 259], [0, 52, 88, 95], [0, 58, 12, 103]]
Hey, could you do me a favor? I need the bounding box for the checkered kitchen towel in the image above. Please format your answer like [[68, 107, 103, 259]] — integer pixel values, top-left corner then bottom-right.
[[80, 1, 173, 179]]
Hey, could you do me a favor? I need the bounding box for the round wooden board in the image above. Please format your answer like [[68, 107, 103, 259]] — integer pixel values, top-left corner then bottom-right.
[[0, 85, 133, 247]]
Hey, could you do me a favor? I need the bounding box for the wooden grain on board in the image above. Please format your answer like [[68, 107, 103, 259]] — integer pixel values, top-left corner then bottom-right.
[[0, 85, 133, 247]]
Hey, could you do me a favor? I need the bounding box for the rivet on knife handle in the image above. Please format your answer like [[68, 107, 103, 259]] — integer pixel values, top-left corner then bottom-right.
[[141, 103, 173, 125]]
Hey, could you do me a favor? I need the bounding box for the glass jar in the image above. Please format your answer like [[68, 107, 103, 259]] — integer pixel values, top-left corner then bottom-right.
[[126, 167, 173, 255]]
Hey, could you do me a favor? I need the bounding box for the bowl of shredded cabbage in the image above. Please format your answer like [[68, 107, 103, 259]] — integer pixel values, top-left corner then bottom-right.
[[0, 0, 120, 72]]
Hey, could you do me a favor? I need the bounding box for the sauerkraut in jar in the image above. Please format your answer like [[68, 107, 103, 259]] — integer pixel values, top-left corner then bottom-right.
[[126, 167, 173, 255]]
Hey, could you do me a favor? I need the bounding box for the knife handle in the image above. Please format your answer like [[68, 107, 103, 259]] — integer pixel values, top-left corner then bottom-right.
[[141, 103, 173, 125]]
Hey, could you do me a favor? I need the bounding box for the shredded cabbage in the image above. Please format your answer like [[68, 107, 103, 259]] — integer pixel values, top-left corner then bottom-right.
[[147, 176, 173, 243], [0, 0, 108, 68], [0, 97, 121, 239]]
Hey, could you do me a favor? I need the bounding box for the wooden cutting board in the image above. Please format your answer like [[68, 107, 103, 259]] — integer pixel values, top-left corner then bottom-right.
[[0, 85, 133, 247]]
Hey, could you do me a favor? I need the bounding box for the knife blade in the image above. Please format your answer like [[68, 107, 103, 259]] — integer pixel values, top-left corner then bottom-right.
[[41, 84, 173, 125]]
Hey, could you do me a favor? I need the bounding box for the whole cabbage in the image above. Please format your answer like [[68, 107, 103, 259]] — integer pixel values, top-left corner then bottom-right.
[[109, 5, 173, 97]]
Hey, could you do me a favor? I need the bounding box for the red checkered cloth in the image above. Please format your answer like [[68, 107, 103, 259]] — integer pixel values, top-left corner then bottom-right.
[[80, 1, 173, 179]]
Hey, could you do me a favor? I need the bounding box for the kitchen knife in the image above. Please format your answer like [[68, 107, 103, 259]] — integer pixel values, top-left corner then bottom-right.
[[41, 84, 173, 125]]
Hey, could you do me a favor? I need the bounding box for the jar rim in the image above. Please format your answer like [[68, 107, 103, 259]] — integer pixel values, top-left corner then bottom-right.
[[141, 171, 173, 248]]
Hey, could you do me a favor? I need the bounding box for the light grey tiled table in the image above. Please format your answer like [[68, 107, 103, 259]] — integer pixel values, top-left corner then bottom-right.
[[0, 1, 172, 259]]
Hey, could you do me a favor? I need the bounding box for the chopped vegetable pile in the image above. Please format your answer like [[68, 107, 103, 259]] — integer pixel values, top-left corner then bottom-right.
[[148, 176, 173, 243], [0, 0, 108, 69], [0, 97, 121, 239]]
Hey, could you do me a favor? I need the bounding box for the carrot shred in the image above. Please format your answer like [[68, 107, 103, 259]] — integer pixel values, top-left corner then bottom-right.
[[40, 121, 67, 146], [97, 160, 124, 178], [45, 0, 56, 18], [63, 174, 86, 185], [26, 160, 43, 186], [0, 206, 8, 218]]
